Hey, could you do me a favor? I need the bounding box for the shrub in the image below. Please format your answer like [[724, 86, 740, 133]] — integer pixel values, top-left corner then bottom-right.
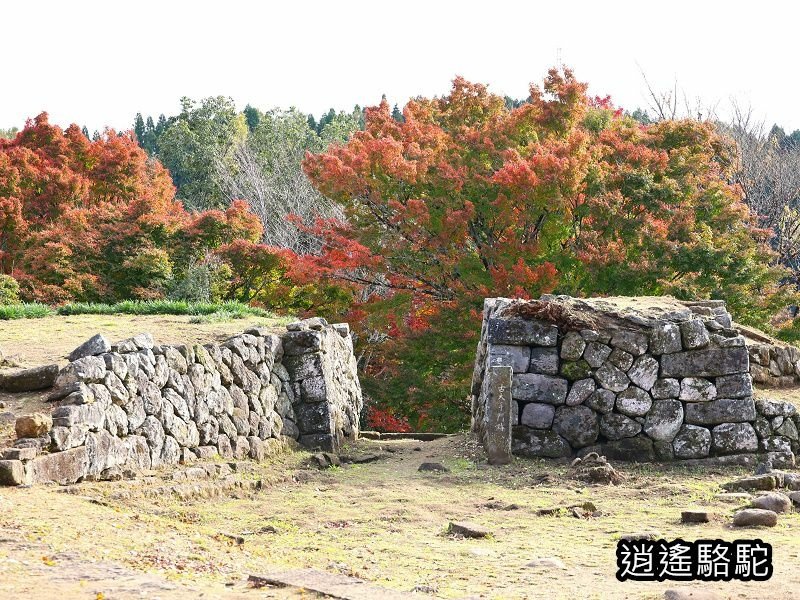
[[0, 274, 20, 305]]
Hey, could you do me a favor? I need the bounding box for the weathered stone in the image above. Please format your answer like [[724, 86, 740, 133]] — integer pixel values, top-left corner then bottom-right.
[[715, 373, 753, 399], [679, 378, 716, 402], [15, 413, 52, 438], [553, 406, 599, 448], [487, 318, 558, 346], [774, 418, 799, 441], [512, 427, 571, 458], [732, 509, 777, 527], [643, 400, 683, 442], [295, 402, 332, 433], [0, 364, 59, 392], [651, 378, 680, 399], [712, 423, 758, 455], [160, 435, 181, 465], [55, 355, 107, 387], [751, 492, 792, 513], [448, 521, 491, 538], [585, 389, 616, 414], [610, 330, 648, 356], [755, 398, 796, 418], [583, 342, 612, 368], [30, 446, 89, 485], [104, 404, 129, 437], [595, 362, 629, 392], [521, 403, 555, 429], [560, 360, 592, 381], [615, 387, 652, 417], [487, 344, 530, 374], [566, 378, 595, 406], [649, 322, 682, 355], [679, 319, 710, 350], [661, 346, 749, 378], [511, 373, 568, 405], [722, 474, 779, 492], [0, 447, 36, 461], [600, 413, 642, 440], [608, 348, 634, 371], [0, 460, 27, 486], [684, 397, 756, 425], [68, 334, 111, 361], [217, 434, 233, 459], [560, 332, 586, 361], [103, 372, 129, 405], [602, 436, 655, 462], [627, 356, 659, 391], [672, 425, 712, 459], [680, 510, 710, 524]]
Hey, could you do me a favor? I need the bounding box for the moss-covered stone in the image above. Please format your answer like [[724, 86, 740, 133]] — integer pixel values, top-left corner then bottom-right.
[[560, 359, 592, 381]]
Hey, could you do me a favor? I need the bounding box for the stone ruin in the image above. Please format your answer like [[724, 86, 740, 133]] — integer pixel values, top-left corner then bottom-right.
[[472, 296, 800, 466], [0, 317, 362, 486]]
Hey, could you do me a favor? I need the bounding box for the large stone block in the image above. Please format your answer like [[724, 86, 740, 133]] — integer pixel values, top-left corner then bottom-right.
[[600, 413, 641, 440], [0, 364, 59, 392], [511, 373, 568, 405], [595, 362, 630, 392], [601, 436, 655, 462], [0, 460, 28, 486], [487, 318, 558, 347], [679, 377, 716, 402], [553, 405, 599, 448], [684, 397, 757, 425], [566, 378, 595, 406], [68, 334, 111, 361], [512, 427, 571, 458], [660, 346, 749, 378], [560, 331, 586, 361], [715, 373, 753, 399], [627, 355, 659, 391], [672, 425, 712, 459], [643, 399, 683, 441], [679, 319, 710, 349], [521, 403, 555, 429], [30, 446, 89, 485], [712, 423, 758, 455], [615, 387, 652, 417], [649, 322, 682, 355], [610, 330, 648, 356], [487, 344, 530, 374]]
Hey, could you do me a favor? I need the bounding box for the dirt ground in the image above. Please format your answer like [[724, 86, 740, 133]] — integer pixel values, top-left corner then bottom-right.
[[0, 435, 799, 599]]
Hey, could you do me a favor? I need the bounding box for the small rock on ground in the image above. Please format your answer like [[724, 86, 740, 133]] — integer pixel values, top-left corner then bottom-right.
[[751, 492, 792, 513], [664, 589, 723, 600], [447, 521, 491, 538], [714, 492, 752, 503], [681, 510, 710, 523], [526, 557, 566, 570], [732, 508, 778, 527], [418, 462, 449, 473], [620, 530, 661, 541]]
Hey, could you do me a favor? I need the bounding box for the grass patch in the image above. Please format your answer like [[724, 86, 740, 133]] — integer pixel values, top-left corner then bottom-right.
[[0, 300, 272, 320], [0, 303, 54, 320]]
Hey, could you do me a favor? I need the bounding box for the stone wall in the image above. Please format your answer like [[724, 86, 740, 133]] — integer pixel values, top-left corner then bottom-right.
[[0, 317, 362, 486], [748, 341, 800, 388], [471, 296, 799, 466]]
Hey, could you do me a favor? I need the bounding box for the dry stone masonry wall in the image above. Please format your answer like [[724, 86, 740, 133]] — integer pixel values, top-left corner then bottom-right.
[[0, 317, 362, 486], [472, 296, 800, 466]]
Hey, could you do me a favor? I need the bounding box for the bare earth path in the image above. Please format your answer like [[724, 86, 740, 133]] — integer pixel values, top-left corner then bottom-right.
[[1, 435, 799, 599]]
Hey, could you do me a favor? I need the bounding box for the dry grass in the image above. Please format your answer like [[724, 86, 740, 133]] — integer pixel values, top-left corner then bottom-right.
[[1, 436, 799, 599]]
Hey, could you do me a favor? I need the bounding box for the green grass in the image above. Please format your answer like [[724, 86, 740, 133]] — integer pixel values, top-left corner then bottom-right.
[[0, 300, 271, 320], [0, 303, 54, 319]]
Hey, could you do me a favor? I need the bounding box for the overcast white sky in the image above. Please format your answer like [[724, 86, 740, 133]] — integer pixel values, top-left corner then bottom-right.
[[3, 1, 798, 133]]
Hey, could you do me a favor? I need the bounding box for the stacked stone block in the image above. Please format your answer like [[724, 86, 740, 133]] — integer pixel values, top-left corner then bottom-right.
[[472, 296, 799, 465], [1, 318, 362, 486], [748, 341, 800, 388]]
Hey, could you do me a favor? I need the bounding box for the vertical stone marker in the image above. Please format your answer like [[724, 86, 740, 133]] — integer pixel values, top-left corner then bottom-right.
[[484, 365, 513, 465]]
